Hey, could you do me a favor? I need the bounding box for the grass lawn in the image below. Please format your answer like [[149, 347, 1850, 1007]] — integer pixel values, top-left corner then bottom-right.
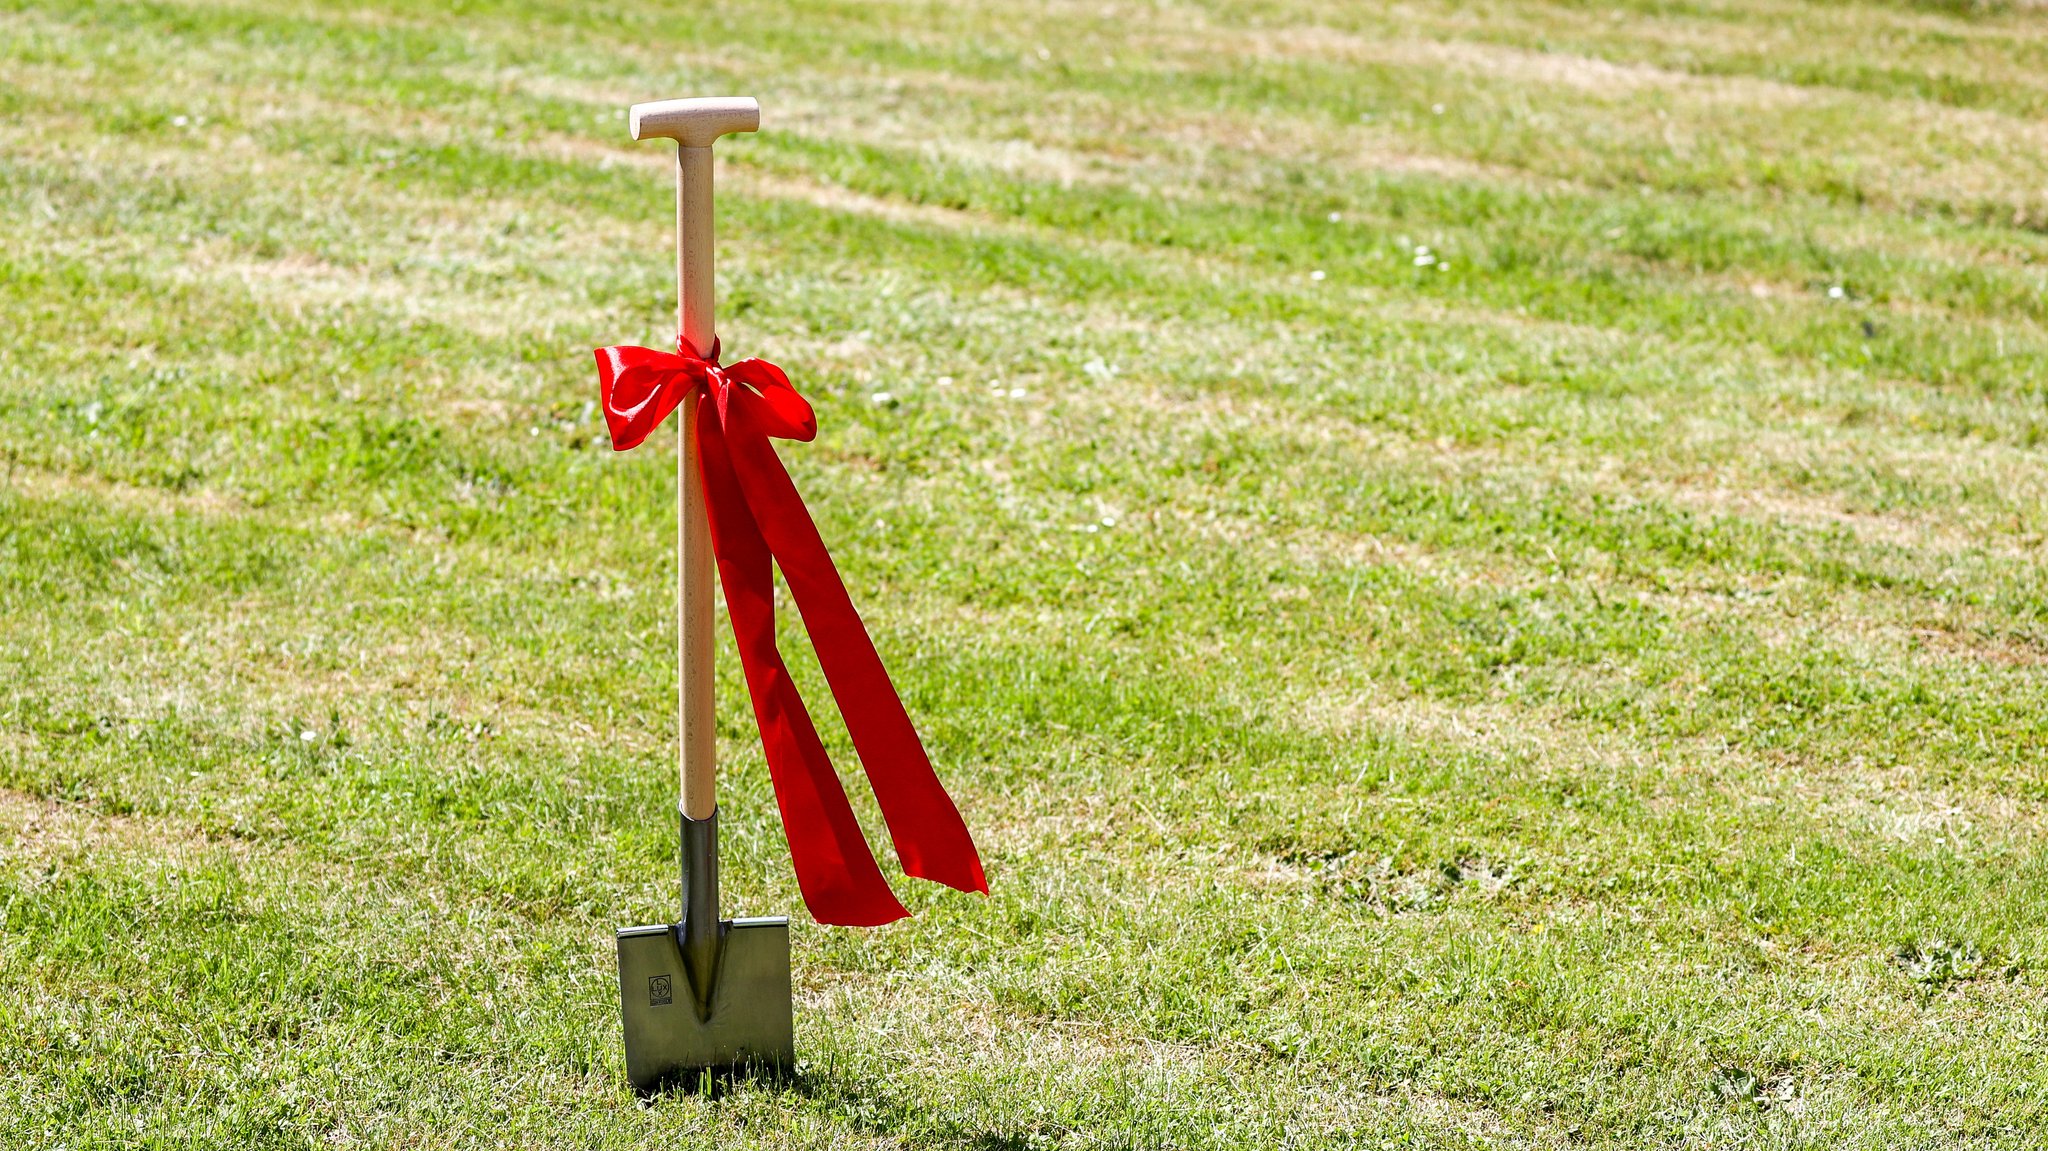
[[6, 0, 2048, 1145]]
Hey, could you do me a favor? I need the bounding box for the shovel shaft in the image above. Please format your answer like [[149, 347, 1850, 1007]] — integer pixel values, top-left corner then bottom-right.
[[630, 97, 756, 825], [680, 808, 720, 1013], [677, 143, 718, 823]]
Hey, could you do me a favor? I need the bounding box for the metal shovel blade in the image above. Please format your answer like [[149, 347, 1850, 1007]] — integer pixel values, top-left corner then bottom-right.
[[617, 916, 794, 1090]]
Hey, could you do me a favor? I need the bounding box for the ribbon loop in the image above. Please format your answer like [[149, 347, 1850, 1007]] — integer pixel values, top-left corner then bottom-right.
[[594, 339, 986, 927]]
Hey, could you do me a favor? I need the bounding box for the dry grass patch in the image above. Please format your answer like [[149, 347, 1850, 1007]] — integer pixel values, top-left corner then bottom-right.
[[0, 787, 258, 869], [3, 463, 244, 519]]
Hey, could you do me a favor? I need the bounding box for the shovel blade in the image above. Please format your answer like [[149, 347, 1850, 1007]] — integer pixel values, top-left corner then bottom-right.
[[617, 916, 794, 1090]]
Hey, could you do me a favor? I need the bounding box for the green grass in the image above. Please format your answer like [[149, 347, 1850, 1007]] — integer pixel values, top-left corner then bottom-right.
[[5, 0, 2048, 1146]]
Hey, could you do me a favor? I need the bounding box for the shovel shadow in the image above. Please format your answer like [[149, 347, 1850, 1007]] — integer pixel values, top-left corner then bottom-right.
[[634, 1059, 802, 1100]]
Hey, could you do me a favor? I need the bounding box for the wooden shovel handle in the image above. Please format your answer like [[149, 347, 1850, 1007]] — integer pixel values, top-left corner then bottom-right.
[[629, 98, 759, 820], [676, 142, 717, 822]]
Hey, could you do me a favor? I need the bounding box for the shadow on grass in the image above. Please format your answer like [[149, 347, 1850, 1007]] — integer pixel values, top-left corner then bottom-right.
[[634, 1062, 796, 1101], [644, 1067, 1049, 1149]]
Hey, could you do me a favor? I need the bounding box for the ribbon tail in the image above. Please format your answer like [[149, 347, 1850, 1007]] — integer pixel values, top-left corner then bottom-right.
[[722, 400, 989, 897], [695, 399, 910, 928]]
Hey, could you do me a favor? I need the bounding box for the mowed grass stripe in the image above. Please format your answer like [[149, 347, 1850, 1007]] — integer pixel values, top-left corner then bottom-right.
[[1243, 0, 2048, 120]]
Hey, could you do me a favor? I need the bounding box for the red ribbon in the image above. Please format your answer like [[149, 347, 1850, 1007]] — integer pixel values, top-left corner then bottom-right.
[[594, 338, 987, 927]]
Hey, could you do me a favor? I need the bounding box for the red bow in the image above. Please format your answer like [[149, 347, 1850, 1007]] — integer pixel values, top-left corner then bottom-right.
[[594, 338, 987, 926]]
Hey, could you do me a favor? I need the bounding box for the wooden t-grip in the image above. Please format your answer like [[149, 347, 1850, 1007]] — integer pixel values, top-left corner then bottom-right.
[[629, 97, 760, 149]]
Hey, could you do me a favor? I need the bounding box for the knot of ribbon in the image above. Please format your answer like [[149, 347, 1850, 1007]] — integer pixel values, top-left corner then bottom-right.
[[595, 338, 987, 926]]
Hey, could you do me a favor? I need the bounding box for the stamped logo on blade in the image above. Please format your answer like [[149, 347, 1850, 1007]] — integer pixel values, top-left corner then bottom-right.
[[648, 974, 673, 1007]]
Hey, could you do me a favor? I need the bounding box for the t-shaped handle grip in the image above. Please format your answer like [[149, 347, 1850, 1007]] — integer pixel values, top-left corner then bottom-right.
[[630, 96, 760, 148], [629, 95, 758, 371], [632, 97, 759, 828]]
